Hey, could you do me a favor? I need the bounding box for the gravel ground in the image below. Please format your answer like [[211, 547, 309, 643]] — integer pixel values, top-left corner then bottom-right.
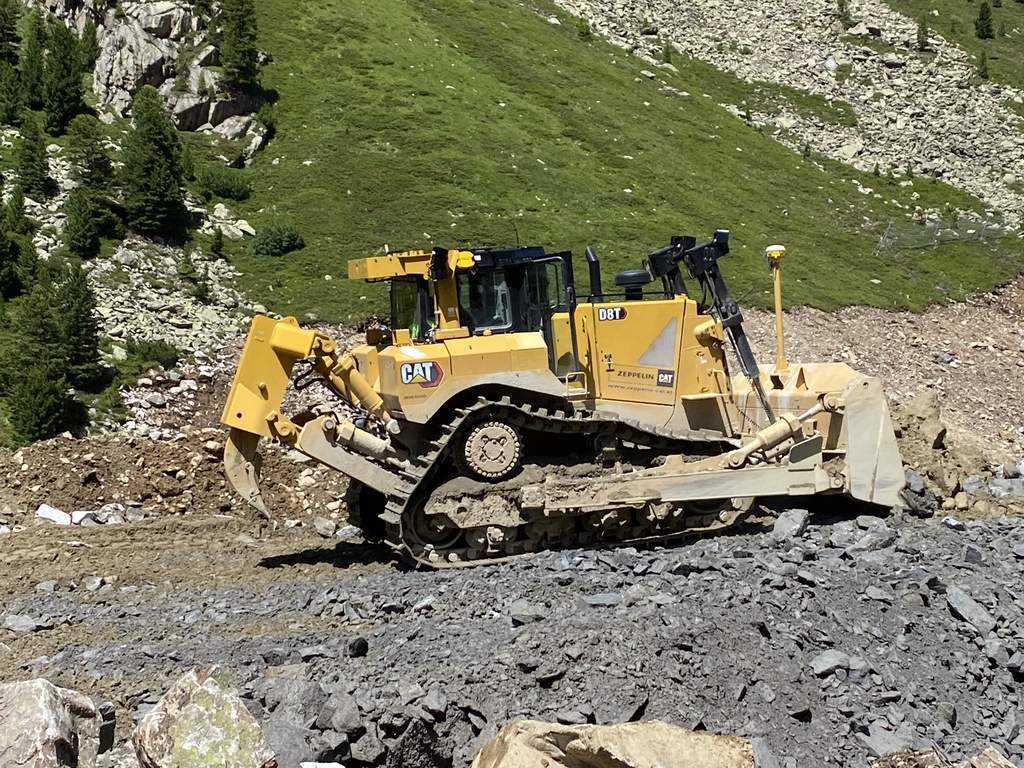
[[3, 505, 1024, 767]]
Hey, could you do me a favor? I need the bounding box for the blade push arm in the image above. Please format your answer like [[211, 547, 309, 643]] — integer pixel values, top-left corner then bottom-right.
[[221, 315, 398, 438]]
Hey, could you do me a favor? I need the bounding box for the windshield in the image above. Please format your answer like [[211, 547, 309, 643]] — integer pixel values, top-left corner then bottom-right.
[[457, 269, 513, 332]]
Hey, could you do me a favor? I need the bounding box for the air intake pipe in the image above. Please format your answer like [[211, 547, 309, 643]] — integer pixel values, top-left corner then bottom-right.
[[584, 246, 603, 302]]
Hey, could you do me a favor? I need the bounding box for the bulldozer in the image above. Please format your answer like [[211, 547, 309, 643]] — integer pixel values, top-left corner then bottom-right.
[[221, 230, 904, 567]]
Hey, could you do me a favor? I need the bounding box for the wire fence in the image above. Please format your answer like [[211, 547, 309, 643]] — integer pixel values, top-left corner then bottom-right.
[[874, 216, 1016, 255]]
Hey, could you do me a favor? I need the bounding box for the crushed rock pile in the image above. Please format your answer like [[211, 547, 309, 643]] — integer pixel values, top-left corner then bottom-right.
[[5, 507, 1024, 765]]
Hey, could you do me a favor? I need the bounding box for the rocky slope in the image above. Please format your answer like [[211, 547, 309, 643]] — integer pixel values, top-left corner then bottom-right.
[[554, 0, 1024, 225]]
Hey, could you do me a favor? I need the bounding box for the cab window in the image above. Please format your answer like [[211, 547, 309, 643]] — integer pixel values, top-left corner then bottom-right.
[[390, 277, 433, 340], [457, 269, 513, 332]]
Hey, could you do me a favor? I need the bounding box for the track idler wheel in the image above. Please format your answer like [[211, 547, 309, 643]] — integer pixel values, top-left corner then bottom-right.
[[460, 420, 522, 480]]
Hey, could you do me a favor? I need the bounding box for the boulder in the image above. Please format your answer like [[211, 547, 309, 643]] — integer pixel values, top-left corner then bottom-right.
[[93, 23, 174, 115], [134, 667, 276, 768], [208, 94, 264, 128], [470, 720, 753, 768], [0, 679, 100, 768], [213, 115, 254, 141], [125, 2, 194, 40], [194, 44, 219, 67], [169, 93, 212, 131], [188, 65, 222, 95]]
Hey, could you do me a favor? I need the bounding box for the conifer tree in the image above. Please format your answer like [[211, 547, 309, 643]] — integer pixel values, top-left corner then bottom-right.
[[64, 189, 100, 260], [80, 18, 99, 68], [17, 114, 51, 199], [43, 19, 84, 134], [18, 8, 45, 109], [3, 185, 31, 234], [220, 0, 259, 91], [0, 228, 21, 298], [975, 1, 995, 38], [0, 0, 19, 65], [53, 260, 101, 387], [66, 114, 113, 192], [0, 59, 20, 124], [7, 364, 77, 443], [121, 85, 186, 235]]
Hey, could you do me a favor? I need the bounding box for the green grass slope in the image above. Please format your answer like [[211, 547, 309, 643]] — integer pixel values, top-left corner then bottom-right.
[[221, 0, 1022, 321]]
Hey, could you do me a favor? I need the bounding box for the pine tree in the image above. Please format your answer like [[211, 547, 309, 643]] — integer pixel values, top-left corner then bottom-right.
[[121, 85, 186, 236], [4, 264, 63, 378], [7, 364, 78, 443], [0, 228, 21, 298], [79, 18, 99, 68], [17, 114, 51, 199], [18, 8, 45, 109], [0, 59, 20, 124], [975, 1, 995, 38], [0, 0, 20, 65], [916, 16, 929, 50], [978, 48, 990, 79], [220, 0, 259, 91], [43, 19, 84, 134], [64, 189, 100, 259], [66, 114, 113, 192], [53, 260, 101, 388], [3, 185, 31, 234]]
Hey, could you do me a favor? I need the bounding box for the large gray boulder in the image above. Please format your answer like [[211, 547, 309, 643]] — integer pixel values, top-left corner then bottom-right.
[[93, 22, 174, 115], [0, 679, 100, 768], [134, 667, 277, 768], [168, 93, 213, 131]]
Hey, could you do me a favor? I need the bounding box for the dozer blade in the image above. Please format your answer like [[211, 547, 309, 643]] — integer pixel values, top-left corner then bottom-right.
[[842, 375, 905, 508], [224, 427, 269, 519]]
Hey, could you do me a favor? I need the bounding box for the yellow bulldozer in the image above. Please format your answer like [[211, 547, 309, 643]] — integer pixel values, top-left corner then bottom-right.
[[221, 230, 904, 567]]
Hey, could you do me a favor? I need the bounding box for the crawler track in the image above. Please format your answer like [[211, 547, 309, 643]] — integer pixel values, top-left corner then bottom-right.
[[363, 396, 744, 568]]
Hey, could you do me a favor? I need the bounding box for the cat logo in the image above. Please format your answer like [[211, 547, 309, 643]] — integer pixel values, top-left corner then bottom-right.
[[400, 361, 444, 388], [598, 307, 628, 321], [656, 369, 675, 388]]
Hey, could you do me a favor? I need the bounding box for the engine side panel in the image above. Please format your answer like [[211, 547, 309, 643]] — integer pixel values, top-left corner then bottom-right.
[[378, 332, 565, 424]]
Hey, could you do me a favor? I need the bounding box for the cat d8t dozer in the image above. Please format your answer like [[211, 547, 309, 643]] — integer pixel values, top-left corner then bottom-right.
[[221, 230, 904, 567]]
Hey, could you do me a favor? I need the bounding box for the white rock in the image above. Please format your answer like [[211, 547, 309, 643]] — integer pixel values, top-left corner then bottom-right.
[[35, 503, 71, 526]]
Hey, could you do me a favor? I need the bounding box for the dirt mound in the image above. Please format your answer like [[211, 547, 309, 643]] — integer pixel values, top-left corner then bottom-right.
[[0, 428, 348, 532]]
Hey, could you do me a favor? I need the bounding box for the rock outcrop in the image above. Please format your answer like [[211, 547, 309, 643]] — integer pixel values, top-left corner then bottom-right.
[[471, 720, 754, 768], [0, 679, 100, 768], [35, 0, 267, 139]]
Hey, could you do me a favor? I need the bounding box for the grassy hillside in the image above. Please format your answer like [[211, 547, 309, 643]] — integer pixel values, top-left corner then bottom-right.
[[211, 0, 1022, 321]]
